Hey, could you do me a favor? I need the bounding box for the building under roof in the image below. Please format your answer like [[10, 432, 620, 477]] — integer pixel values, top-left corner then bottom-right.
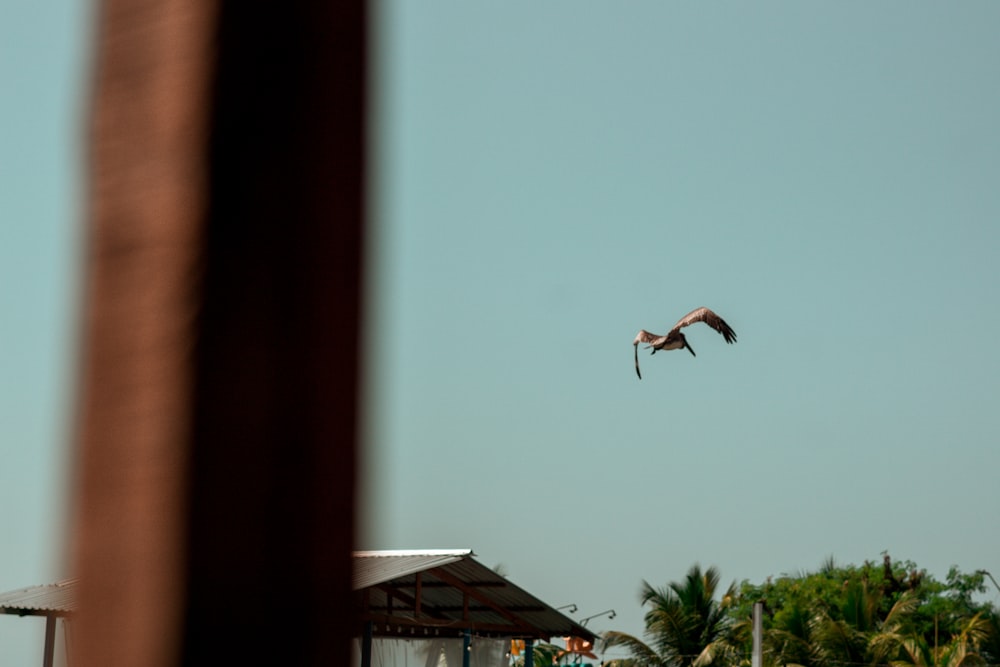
[[354, 549, 595, 644], [1, 552, 593, 667]]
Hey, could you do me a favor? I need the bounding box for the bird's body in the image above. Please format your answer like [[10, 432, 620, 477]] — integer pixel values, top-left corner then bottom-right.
[[633, 307, 737, 379]]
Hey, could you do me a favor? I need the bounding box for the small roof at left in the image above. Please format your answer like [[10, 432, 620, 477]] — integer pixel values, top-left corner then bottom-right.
[[0, 579, 77, 617]]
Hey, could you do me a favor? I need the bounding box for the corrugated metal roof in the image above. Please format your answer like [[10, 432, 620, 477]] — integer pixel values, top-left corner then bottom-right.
[[0, 579, 77, 617], [354, 549, 595, 642], [0, 551, 592, 642], [354, 549, 473, 590]]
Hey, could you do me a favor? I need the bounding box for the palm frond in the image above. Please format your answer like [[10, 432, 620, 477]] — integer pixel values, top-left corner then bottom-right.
[[602, 630, 665, 667]]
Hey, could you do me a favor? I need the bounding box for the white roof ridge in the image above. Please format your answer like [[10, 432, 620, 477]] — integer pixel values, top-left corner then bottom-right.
[[354, 548, 474, 557]]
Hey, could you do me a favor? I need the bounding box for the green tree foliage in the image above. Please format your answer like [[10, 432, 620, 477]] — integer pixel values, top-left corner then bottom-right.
[[729, 555, 999, 667], [604, 557, 998, 667], [601, 564, 742, 667]]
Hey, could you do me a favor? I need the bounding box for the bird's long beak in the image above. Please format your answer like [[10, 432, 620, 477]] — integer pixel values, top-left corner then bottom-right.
[[634, 344, 642, 380], [686, 342, 696, 357]]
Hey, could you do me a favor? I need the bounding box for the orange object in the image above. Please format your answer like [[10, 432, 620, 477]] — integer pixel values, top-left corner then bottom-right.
[[557, 636, 598, 660]]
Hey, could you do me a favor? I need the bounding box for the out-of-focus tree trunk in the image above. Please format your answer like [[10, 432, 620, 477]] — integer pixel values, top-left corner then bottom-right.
[[71, 0, 365, 664]]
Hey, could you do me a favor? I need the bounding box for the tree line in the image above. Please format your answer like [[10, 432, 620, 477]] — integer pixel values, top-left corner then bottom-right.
[[598, 555, 1000, 667]]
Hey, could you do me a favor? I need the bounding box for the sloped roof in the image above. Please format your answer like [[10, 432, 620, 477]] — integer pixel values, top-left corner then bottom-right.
[[354, 550, 595, 642], [0, 579, 77, 617], [354, 549, 472, 590]]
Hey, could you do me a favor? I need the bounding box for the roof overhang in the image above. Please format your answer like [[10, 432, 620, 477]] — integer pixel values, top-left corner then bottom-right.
[[0, 579, 77, 618], [354, 550, 595, 643]]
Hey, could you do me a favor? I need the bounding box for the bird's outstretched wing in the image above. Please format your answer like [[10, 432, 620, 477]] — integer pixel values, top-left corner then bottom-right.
[[632, 329, 660, 346], [669, 307, 737, 344]]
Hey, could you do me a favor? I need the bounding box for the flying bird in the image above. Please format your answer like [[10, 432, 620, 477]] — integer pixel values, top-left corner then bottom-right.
[[633, 307, 737, 379]]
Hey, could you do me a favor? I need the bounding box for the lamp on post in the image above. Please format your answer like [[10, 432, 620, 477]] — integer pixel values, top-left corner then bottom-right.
[[977, 570, 1000, 595], [578, 609, 616, 626]]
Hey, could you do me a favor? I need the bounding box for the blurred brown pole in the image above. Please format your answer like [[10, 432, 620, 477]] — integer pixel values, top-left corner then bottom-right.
[[71, 0, 365, 665], [71, 1, 218, 665]]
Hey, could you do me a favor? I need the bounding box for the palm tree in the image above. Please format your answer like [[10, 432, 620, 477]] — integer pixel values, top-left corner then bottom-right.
[[602, 565, 740, 667], [884, 612, 992, 667], [730, 558, 998, 667], [804, 579, 928, 667], [761, 602, 818, 667], [808, 579, 884, 667], [867, 592, 921, 666], [755, 577, 920, 667]]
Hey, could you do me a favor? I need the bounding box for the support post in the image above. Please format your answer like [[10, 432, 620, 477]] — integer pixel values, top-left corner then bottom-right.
[[43, 615, 57, 667], [463, 629, 471, 667], [752, 601, 763, 667], [525, 638, 534, 667], [361, 621, 373, 667]]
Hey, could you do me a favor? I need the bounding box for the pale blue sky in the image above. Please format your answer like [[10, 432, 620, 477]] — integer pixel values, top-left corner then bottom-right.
[[362, 0, 1000, 656], [2, 1, 999, 664], [1, 0, 86, 663]]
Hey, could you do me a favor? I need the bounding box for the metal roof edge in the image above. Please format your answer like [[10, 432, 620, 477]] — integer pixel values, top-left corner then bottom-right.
[[0, 578, 78, 616], [352, 549, 477, 589], [353, 549, 474, 558]]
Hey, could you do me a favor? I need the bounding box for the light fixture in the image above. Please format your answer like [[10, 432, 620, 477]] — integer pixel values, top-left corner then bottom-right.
[[556, 604, 578, 614], [978, 570, 1000, 594], [578, 609, 616, 626]]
